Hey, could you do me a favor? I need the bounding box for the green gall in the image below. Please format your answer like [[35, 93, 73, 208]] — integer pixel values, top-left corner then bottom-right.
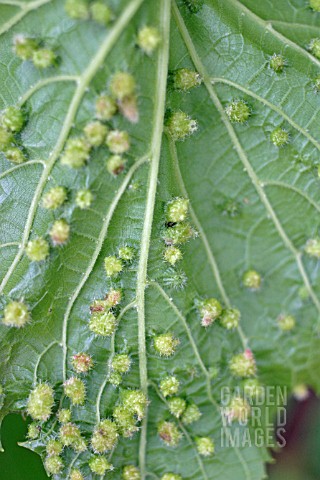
[[118, 246, 135, 261], [137, 26, 161, 55], [110, 72, 136, 101], [305, 238, 320, 258], [122, 465, 141, 480], [158, 421, 182, 447], [106, 130, 130, 154], [122, 389, 148, 420], [183, 0, 204, 13], [91, 419, 118, 453], [310, 0, 320, 11], [65, 0, 89, 19], [113, 405, 139, 437], [278, 314, 296, 331], [49, 219, 70, 245], [3, 300, 30, 328], [225, 396, 251, 424], [25, 237, 49, 261], [72, 352, 94, 373], [166, 198, 189, 223], [225, 100, 250, 123], [0, 127, 14, 151], [74, 437, 87, 452], [61, 136, 91, 168], [163, 269, 187, 290], [163, 222, 196, 245], [154, 333, 180, 357], [84, 121, 108, 147], [89, 311, 117, 336], [1, 106, 25, 132], [63, 377, 85, 405], [270, 127, 289, 147], [220, 308, 240, 330], [5, 147, 26, 164], [42, 186, 67, 210], [45, 455, 63, 475], [161, 475, 182, 480], [200, 298, 222, 327], [70, 469, 84, 480], [90, 2, 113, 25], [269, 53, 286, 72], [109, 372, 122, 386], [104, 255, 123, 276], [27, 423, 41, 439], [159, 376, 180, 397], [168, 397, 186, 418], [243, 269, 261, 290], [106, 155, 126, 176], [229, 349, 256, 378], [173, 68, 201, 91], [46, 439, 63, 456], [89, 455, 113, 475], [310, 38, 320, 59], [13, 35, 38, 60], [181, 403, 201, 425], [112, 354, 131, 374], [32, 48, 56, 69], [57, 408, 71, 423], [75, 189, 93, 209], [222, 199, 241, 217], [164, 246, 182, 265], [243, 379, 265, 400], [166, 111, 198, 141], [96, 94, 117, 120], [293, 383, 309, 401], [195, 437, 214, 456], [59, 422, 82, 447], [27, 384, 54, 421]]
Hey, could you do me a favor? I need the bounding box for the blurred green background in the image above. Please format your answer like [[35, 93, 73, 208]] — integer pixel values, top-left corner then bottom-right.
[[0, 394, 319, 479]]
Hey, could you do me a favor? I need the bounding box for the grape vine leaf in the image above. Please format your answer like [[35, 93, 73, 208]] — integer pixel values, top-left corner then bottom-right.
[[1, 0, 320, 479]]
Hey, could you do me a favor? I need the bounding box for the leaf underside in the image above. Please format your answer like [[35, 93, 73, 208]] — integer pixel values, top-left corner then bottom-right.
[[0, 0, 320, 479]]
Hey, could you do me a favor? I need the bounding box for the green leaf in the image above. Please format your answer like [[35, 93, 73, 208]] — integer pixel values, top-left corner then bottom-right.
[[1, 0, 320, 478]]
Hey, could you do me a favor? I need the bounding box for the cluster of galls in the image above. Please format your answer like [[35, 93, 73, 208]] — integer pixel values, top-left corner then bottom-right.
[[25, 380, 148, 476], [104, 245, 135, 278], [197, 296, 241, 329], [113, 389, 148, 437], [63, 4, 161, 176], [89, 288, 122, 337], [165, 66, 200, 140], [160, 375, 202, 425], [65, 0, 113, 25], [65, 0, 161, 57], [20, 185, 94, 270], [162, 197, 196, 289], [14, 35, 56, 69], [61, 71, 141, 177], [224, 56, 292, 147], [24, 217, 70, 264], [0, 105, 27, 164]]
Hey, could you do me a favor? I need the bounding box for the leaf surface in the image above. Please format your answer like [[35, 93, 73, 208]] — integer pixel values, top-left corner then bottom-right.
[[1, 0, 320, 478]]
